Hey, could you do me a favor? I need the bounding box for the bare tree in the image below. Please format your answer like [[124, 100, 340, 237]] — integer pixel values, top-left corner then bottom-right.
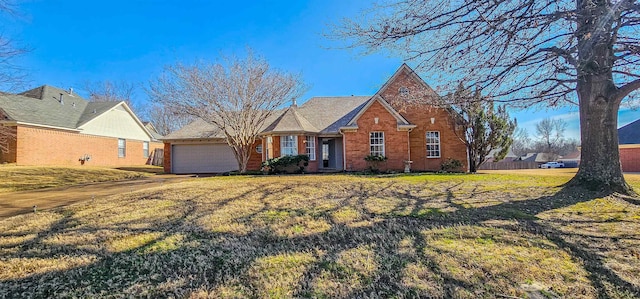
[[82, 80, 137, 110], [0, 0, 27, 156], [511, 128, 531, 157], [536, 118, 568, 159], [332, 0, 640, 193], [0, 124, 14, 155], [147, 51, 306, 173], [147, 103, 192, 136]]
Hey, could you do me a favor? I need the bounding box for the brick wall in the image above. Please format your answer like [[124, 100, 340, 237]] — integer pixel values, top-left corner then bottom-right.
[[343, 100, 410, 171], [163, 142, 172, 173], [379, 69, 468, 171], [15, 125, 162, 166], [620, 146, 640, 172], [246, 140, 263, 171], [262, 134, 319, 172]]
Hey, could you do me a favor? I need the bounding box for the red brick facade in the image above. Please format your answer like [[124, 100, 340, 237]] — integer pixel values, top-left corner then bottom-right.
[[261, 135, 320, 172], [164, 64, 469, 174], [343, 100, 410, 171], [4, 125, 162, 166], [620, 145, 640, 172], [377, 68, 468, 172]]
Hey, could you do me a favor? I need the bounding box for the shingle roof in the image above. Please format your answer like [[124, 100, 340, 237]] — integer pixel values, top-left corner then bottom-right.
[[262, 106, 320, 133], [0, 85, 142, 135], [296, 96, 371, 134], [0, 85, 90, 129], [163, 118, 226, 140], [618, 118, 640, 144]]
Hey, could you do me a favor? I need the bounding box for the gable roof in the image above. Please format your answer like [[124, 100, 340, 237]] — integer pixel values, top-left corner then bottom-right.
[[343, 95, 414, 130], [0, 85, 155, 139], [374, 63, 440, 100], [619, 118, 640, 144], [262, 106, 320, 133], [296, 96, 370, 134], [0, 85, 89, 130]]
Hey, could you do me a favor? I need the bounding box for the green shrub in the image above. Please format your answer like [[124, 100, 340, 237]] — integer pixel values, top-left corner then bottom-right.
[[262, 155, 310, 174], [364, 154, 387, 173], [440, 158, 464, 173]]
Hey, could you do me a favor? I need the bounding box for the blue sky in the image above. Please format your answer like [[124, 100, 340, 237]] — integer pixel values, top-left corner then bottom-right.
[[5, 0, 639, 140]]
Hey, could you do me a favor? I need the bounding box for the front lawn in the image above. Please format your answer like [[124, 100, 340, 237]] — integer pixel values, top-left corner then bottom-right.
[[0, 165, 157, 193], [1, 173, 639, 298]]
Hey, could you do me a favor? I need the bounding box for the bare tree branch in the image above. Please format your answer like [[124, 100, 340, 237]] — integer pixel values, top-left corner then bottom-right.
[[147, 50, 307, 173]]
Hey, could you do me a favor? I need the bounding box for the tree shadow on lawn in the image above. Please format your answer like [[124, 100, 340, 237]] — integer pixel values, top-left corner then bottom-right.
[[1, 178, 639, 298]]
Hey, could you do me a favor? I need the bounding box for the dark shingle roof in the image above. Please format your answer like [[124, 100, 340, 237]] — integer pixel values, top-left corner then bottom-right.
[[0, 85, 90, 129], [618, 119, 640, 144], [163, 118, 226, 140], [0, 85, 134, 132], [296, 96, 371, 134], [262, 106, 320, 133]]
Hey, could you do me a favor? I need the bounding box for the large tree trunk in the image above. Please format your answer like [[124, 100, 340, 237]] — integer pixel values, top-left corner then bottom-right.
[[569, 78, 632, 194], [569, 0, 633, 195]]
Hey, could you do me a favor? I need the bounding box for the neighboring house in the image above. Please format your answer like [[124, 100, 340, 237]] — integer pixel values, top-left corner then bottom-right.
[[558, 150, 581, 168], [0, 85, 163, 166], [618, 118, 640, 172], [162, 64, 468, 174]]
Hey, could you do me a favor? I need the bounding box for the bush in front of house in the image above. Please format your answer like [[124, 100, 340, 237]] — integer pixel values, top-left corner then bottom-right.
[[364, 154, 387, 173], [440, 158, 464, 173], [262, 155, 310, 174]]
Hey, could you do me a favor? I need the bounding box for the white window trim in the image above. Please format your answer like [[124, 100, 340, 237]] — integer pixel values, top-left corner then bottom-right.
[[305, 136, 316, 161], [143, 141, 149, 158], [118, 139, 126, 158], [426, 131, 441, 158], [369, 131, 385, 157], [280, 135, 298, 156]]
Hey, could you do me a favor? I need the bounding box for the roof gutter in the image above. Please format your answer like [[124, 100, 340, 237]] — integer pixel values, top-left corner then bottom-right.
[[1, 120, 81, 132]]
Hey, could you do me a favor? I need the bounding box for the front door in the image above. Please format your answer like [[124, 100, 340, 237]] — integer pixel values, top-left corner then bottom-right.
[[319, 138, 343, 170]]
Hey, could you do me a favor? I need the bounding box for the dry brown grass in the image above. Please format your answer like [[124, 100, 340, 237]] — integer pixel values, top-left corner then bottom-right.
[[0, 165, 155, 193], [0, 173, 639, 298]]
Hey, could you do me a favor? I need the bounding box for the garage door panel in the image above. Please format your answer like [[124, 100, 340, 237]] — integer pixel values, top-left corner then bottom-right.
[[172, 144, 238, 174]]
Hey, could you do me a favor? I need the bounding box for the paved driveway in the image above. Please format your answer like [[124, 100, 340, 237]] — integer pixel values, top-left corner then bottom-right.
[[0, 175, 191, 219]]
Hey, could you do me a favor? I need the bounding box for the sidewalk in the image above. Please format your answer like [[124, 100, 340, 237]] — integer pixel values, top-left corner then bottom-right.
[[0, 175, 190, 219]]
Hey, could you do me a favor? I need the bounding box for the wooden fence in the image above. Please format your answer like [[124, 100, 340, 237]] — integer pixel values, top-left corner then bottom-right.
[[147, 148, 164, 166], [478, 161, 539, 170]]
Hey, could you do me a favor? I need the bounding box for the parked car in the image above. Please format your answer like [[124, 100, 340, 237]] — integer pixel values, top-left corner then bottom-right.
[[540, 161, 564, 169]]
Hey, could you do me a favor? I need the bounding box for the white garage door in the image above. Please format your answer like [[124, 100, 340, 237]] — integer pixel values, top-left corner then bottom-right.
[[172, 143, 238, 174]]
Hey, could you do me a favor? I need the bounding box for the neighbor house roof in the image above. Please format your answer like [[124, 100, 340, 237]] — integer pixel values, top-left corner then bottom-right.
[[0, 85, 91, 130], [618, 118, 640, 144], [0, 85, 154, 140]]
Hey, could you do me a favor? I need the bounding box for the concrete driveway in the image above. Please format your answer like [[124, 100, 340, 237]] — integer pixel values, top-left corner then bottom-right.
[[0, 175, 191, 219]]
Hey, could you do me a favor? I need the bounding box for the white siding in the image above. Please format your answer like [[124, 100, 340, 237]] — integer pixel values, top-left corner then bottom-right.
[[79, 106, 150, 141]]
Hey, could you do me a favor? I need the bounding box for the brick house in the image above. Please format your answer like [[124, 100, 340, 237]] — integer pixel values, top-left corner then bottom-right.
[[618, 118, 640, 172], [0, 85, 163, 166], [163, 64, 468, 173]]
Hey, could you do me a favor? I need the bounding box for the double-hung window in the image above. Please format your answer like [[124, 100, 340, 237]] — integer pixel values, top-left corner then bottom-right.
[[143, 141, 149, 158], [426, 131, 441, 158], [369, 132, 385, 157], [305, 136, 316, 160], [118, 139, 126, 158], [280, 135, 298, 156]]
